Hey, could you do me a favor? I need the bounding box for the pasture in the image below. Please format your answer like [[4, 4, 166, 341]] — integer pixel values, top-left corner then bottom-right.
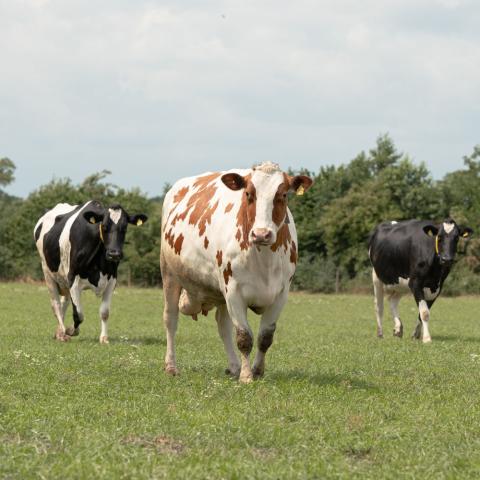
[[1, 282, 480, 479]]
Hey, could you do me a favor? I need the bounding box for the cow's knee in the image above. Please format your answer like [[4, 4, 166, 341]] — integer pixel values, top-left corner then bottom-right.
[[236, 328, 253, 355]]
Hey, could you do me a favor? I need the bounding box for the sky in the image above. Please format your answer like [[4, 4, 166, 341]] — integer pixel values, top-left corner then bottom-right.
[[1, 0, 479, 198]]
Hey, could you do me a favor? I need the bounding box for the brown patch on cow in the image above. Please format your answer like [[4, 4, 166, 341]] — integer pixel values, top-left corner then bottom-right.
[[271, 224, 292, 252], [236, 328, 253, 354], [173, 234, 184, 255], [164, 229, 175, 248], [290, 240, 297, 264], [216, 250, 223, 267], [235, 174, 256, 250], [193, 172, 220, 190], [169, 174, 220, 236], [224, 202, 234, 213], [272, 173, 290, 226], [204, 237, 209, 249], [223, 261, 233, 285], [196, 200, 219, 236], [173, 186, 189, 204]]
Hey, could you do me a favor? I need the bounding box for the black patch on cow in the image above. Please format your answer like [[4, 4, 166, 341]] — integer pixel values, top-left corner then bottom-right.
[[34, 223, 43, 242], [43, 206, 83, 272], [72, 303, 83, 328]]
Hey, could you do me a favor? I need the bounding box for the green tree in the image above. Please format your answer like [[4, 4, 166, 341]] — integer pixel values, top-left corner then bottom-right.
[[0, 157, 16, 188]]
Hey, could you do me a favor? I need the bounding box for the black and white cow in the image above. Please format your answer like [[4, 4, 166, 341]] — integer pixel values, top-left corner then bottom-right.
[[369, 219, 473, 343], [34, 201, 148, 342]]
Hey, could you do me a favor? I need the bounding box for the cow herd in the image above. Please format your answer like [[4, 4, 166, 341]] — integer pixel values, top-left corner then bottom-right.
[[33, 162, 473, 383]]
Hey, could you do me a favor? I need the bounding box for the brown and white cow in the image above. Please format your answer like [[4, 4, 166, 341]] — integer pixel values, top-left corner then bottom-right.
[[160, 162, 313, 383]]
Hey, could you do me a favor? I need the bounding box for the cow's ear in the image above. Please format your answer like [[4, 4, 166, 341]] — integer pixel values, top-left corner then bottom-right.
[[83, 210, 104, 225], [221, 173, 246, 191], [128, 214, 148, 226], [289, 175, 313, 196], [423, 225, 439, 237], [459, 226, 473, 238]]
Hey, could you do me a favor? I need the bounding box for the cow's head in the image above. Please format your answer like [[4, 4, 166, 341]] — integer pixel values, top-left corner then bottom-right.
[[423, 219, 473, 266], [221, 162, 313, 246], [83, 202, 148, 262]]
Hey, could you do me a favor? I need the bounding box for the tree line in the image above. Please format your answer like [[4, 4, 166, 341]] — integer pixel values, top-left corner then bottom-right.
[[1, 135, 479, 294]]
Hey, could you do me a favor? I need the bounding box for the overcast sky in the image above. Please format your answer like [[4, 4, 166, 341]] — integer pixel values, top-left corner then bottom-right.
[[1, 0, 479, 198]]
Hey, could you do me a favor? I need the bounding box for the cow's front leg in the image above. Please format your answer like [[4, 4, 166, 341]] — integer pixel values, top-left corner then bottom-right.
[[226, 295, 253, 384], [411, 281, 432, 343], [68, 279, 84, 338], [98, 278, 116, 344], [215, 305, 241, 377], [252, 290, 288, 379]]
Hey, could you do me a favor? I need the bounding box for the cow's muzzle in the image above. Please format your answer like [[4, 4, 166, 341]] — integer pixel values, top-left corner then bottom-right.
[[251, 228, 273, 246], [439, 256, 454, 267], [106, 250, 123, 262]]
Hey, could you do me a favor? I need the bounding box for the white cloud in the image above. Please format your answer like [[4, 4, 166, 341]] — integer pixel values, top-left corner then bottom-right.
[[0, 0, 479, 196]]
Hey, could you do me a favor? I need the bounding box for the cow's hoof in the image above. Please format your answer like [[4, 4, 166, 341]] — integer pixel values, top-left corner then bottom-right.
[[422, 337, 432, 344], [225, 367, 240, 378], [165, 364, 179, 376], [393, 331, 403, 338], [239, 372, 254, 384], [55, 333, 71, 342], [252, 367, 265, 379], [99, 336, 109, 344], [65, 326, 80, 337], [377, 333, 384, 339]]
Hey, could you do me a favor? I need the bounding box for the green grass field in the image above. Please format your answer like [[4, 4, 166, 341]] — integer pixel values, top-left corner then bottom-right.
[[1, 283, 480, 479]]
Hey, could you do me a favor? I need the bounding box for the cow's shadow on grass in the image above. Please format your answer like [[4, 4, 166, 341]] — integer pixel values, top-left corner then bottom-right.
[[434, 334, 480, 344], [268, 369, 379, 391]]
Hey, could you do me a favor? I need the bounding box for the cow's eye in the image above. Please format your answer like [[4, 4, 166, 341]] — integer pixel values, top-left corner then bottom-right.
[[283, 193, 287, 199]]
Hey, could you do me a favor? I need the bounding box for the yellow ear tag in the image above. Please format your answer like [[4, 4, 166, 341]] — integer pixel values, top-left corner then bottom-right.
[[427, 229, 433, 236], [89, 217, 96, 224], [137, 219, 143, 226], [296, 185, 305, 196], [463, 232, 469, 238]]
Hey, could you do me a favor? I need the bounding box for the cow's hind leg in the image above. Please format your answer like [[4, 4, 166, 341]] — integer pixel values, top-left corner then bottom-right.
[[252, 290, 288, 379], [44, 274, 70, 342], [162, 267, 182, 375], [412, 316, 422, 340], [215, 305, 240, 377], [389, 294, 403, 337], [372, 269, 385, 338]]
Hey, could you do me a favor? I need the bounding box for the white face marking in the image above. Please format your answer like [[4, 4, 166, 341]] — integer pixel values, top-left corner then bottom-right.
[[250, 171, 285, 237], [443, 222, 455, 234], [109, 208, 122, 225], [391, 221, 398, 224]]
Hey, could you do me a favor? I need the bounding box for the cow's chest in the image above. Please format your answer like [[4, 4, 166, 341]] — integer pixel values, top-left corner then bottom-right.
[[77, 273, 111, 297]]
